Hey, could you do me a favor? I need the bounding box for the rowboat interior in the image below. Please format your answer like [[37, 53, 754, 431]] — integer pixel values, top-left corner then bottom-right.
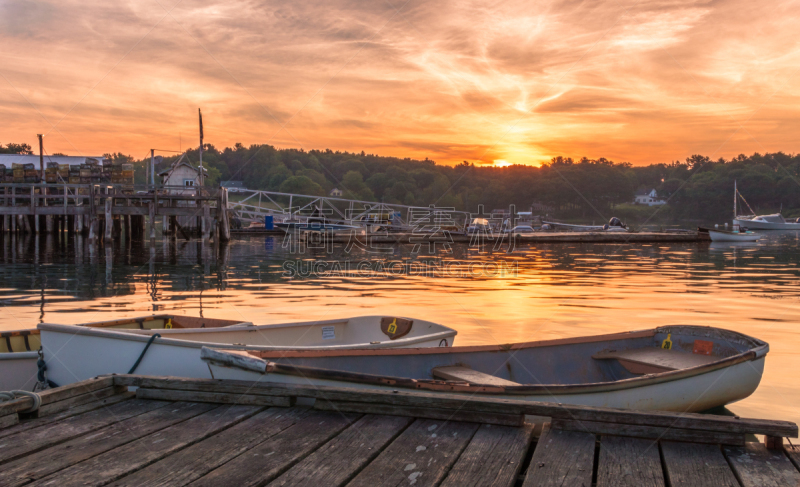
[[206, 325, 767, 412]]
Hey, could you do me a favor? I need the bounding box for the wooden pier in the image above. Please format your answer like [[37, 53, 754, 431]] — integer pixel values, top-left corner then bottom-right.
[[0, 375, 797, 486], [0, 184, 231, 242]]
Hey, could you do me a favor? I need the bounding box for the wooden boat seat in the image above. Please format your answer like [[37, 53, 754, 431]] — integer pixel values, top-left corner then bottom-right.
[[432, 366, 521, 386], [592, 347, 718, 374]]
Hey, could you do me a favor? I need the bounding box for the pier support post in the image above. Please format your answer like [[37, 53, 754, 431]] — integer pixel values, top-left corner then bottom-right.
[[104, 198, 112, 242], [202, 204, 210, 240], [149, 202, 156, 241], [88, 217, 97, 241], [23, 215, 32, 234], [46, 215, 54, 234], [219, 188, 230, 242]]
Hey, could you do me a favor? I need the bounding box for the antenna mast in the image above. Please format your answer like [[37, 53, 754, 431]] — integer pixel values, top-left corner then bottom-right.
[[198, 108, 204, 187]]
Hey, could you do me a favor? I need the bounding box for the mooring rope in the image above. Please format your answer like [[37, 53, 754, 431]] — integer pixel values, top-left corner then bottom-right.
[[0, 390, 42, 413], [128, 333, 162, 374]]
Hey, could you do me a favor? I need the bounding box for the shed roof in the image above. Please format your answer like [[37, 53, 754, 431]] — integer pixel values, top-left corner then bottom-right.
[[158, 159, 207, 176]]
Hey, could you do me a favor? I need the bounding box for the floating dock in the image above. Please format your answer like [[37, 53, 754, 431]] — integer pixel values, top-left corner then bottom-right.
[[0, 375, 797, 486], [303, 231, 707, 245]]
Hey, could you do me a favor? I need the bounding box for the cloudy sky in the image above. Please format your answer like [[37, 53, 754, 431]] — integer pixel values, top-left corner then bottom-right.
[[1, 0, 798, 166]]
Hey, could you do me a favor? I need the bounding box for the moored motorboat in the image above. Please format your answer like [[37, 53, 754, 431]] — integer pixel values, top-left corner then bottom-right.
[[37, 316, 457, 388], [731, 180, 800, 230], [201, 325, 767, 412], [733, 213, 800, 230]]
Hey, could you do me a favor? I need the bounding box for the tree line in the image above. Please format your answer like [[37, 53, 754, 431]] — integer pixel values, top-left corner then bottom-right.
[[4, 141, 800, 222]]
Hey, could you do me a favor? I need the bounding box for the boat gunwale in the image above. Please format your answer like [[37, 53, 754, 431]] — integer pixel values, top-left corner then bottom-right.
[[202, 325, 768, 396], [0, 351, 39, 360], [36, 322, 458, 350], [238, 328, 659, 358]]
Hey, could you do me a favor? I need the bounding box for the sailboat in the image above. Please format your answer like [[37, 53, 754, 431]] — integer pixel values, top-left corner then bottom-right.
[[733, 181, 800, 230]]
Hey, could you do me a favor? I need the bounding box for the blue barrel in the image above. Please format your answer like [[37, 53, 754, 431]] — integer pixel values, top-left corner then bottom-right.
[[264, 215, 274, 230]]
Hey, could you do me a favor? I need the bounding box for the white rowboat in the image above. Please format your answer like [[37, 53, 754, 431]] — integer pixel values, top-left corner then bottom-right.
[[38, 316, 456, 388], [201, 325, 767, 413], [707, 229, 761, 242]]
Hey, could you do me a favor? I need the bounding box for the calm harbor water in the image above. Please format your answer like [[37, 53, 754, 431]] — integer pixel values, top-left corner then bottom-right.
[[1, 231, 799, 425]]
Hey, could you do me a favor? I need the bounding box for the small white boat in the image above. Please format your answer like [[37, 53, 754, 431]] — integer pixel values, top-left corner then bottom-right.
[[542, 217, 628, 232], [0, 315, 252, 391], [731, 181, 800, 230], [733, 213, 800, 230], [201, 325, 767, 413], [706, 228, 761, 242], [37, 316, 456, 388]]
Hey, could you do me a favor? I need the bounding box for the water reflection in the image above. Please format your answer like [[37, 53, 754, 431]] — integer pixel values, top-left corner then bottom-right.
[[0, 231, 799, 423]]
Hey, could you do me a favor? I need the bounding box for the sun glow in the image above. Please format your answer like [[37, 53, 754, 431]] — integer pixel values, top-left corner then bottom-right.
[[493, 160, 512, 167]]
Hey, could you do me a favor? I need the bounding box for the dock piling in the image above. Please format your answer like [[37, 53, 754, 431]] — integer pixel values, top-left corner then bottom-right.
[[104, 198, 112, 242]]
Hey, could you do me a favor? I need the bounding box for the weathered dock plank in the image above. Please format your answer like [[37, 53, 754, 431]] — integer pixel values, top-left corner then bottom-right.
[[661, 441, 739, 487], [0, 414, 19, 430], [0, 398, 168, 464], [551, 418, 744, 445], [268, 414, 413, 486], [315, 399, 523, 426], [27, 404, 260, 487], [596, 436, 664, 487], [348, 418, 480, 487], [522, 424, 595, 487], [723, 443, 800, 487], [440, 423, 534, 487], [107, 407, 312, 487], [0, 401, 216, 487], [35, 385, 126, 416], [135, 387, 294, 407], [0, 392, 133, 440], [786, 445, 800, 472], [0, 376, 115, 417], [189, 410, 360, 487]]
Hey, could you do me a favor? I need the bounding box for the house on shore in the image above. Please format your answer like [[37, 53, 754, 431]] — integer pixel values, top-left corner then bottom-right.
[[158, 156, 207, 191], [634, 189, 666, 206]]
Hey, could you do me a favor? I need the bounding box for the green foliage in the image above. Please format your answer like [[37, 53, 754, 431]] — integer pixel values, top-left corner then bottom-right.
[[280, 175, 325, 196], [0, 143, 33, 154], [126, 144, 799, 221]]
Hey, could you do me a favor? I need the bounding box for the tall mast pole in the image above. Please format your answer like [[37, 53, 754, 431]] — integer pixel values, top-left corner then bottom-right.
[[198, 108, 204, 187], [734, 180, 737, 220], [150, 149, 155, 186], [37, 134, 44, 179]]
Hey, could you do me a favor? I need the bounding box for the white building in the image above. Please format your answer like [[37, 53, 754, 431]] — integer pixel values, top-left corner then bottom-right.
[[158, 157, 207, 190], [329, 188, 343, 197], [634, 189, 666, 206]]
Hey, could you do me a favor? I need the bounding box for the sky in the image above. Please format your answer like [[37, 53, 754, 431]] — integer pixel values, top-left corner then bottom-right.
[[1, 0, 799, 167]]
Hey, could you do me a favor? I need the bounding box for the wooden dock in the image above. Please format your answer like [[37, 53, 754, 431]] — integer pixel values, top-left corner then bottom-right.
[[0, 375, 797, 486], [0, 184, 231, 242]]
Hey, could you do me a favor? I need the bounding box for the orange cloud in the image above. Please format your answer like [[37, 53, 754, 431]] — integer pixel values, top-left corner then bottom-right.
[[1, 0, 798, 166]]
